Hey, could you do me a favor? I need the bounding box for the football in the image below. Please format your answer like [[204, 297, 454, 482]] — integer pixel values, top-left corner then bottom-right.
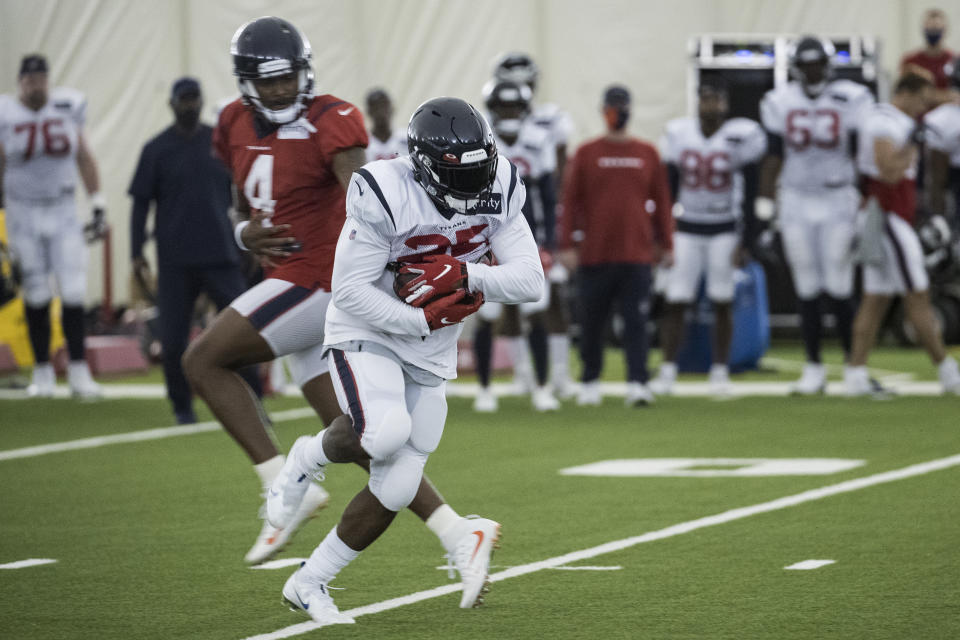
[[393, 269, 420, 300]]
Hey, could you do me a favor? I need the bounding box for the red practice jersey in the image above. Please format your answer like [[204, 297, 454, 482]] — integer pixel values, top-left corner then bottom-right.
[[900, 49, 955, 89], [214, 95, 368, 289]]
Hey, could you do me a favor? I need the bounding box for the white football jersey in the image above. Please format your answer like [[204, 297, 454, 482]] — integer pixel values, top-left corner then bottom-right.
[[0, 88, 86, 201], [857, 103, 918, 180], [365, 130, 407, 163], [324, 155, 542, 379], [925, 103, 960, 167], [660, 117, 767, 225], [492, 118, 554, 180], [530, 102, 574, 171], [760, 80, 874, 191]]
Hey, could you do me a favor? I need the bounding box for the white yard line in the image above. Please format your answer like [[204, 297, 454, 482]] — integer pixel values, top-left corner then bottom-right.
[[785, 559, 836, 570], [0, 408, 316, 462], [242, 451, 960, 639], [0, 558, 57, 569]]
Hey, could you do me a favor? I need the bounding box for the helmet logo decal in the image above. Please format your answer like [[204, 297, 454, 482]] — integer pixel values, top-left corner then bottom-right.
[[258, 59, 292, 75], [443, 153, 460, 163], [460, 149, 488, 163]]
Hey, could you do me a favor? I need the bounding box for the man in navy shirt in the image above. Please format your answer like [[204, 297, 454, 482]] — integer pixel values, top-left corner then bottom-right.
[[129, 78, 259, 423]]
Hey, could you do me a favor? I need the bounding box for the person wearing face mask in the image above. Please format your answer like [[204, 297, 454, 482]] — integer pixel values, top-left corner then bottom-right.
[[128, 77, 260, 424], [901, 8, 958, 107], [558, 85, 674, 407]]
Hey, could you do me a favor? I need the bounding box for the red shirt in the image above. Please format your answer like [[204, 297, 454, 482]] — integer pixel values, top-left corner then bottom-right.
[[214, 95, 368, 289], [862, 177, 918, 225], [560, 136, 673, 266], [900, 49, 955, 89]]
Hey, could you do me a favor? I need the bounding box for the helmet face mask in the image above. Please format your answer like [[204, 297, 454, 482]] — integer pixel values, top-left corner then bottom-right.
[[231, 16, 314, 124], [408, 98, 499, 215], [790, 37, 835, 97], [483, 80, 532, 139]]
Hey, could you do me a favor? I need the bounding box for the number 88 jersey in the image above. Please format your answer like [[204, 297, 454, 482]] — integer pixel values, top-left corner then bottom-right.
[[214, 94, 368, 289], [760, 79, 873, 192], [0, 88, 85, 201]]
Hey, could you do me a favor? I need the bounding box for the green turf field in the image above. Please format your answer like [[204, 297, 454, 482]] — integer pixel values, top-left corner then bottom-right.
[[2, 344, 959, 639]]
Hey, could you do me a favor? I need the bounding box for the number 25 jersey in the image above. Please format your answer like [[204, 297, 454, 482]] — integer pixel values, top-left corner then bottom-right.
[[213, 95, 368, 289], [760, 80, 873, 192]]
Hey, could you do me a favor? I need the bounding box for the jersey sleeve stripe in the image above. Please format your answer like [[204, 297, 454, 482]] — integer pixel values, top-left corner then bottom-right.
[[356, 168, 396, 229], [507, 160, 518, 207]]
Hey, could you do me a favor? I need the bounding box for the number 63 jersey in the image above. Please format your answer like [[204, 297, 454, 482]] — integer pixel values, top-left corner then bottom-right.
[[760, 79, 873, 191], [214, 95, 368, 289], [324, 156, 542, 379], [0, 88, 86, 201]]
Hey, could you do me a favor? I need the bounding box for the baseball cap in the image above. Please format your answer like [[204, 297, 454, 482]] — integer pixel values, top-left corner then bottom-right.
[[602, 84, 631, 107], [19, 54, 48, 76], [171, 77, 201, 99]]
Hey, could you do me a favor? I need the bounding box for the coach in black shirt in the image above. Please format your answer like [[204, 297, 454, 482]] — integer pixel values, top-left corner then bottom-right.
[[129, 77, 259, 424]]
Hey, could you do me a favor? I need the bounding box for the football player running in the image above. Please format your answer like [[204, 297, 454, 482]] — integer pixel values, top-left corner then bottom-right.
[[267, 97, 544, 623], [364, 88, 407, 162], [757, 37, 874, 394], [651, 79, 767, 397], [847, 72, 960, 396], [472, 79, 558, 413], [493, 52, 576, 398], [0, 54, 104, 399], [185, 18, 512, 584]]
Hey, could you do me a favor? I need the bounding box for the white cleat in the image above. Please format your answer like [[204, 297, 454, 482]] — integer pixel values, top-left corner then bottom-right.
[[531, 385, 560, 411], [791, 363, 826, 395], [576, 381, 602, 406], [648, 374, 674, 396], [708, 365, 733, 399], [552, 377, 577, 400], [267, 436, 324, 529], [444, 516, 501, 609], [844, 367, 895, 399], [282, 566, 355, 625], [67, 361, 103, 399], [473, 387, 498, 413], [625, 382, 655, 407], [27, 363, 56, 398], [938, 357, 960, 395], [246, 482, 329, 566]]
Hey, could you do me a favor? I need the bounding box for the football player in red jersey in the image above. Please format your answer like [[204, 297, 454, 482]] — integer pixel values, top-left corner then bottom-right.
[[183, 18, 504, 594]]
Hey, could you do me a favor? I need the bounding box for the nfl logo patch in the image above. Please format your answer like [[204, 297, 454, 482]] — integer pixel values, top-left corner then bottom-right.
[[349, 229, 357, 240]]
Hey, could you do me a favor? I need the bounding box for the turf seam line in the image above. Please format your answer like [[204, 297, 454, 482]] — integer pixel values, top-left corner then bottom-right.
[[241, 451, 960, 639]]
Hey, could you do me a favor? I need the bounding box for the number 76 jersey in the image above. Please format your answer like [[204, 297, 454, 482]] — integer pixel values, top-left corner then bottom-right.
[[214, 95, 368, 290], [760, 79, 873, 191]]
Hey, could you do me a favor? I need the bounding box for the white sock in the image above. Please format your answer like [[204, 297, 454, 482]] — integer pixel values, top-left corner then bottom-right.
[[849, 365, 868, 381], [710, 363, 728, 377], [303, 527, 361, 584], [510, 337, 531, 379], [548, 334, 570, 385], [254, 455, 285, 490], [301, 429, 332, 469], [659, 361, 677, 380], [425, 504, 463, 549]]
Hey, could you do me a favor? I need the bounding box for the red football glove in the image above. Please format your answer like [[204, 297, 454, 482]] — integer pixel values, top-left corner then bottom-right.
[[422, 290, 485, 331], [397, 254, 468, 307]]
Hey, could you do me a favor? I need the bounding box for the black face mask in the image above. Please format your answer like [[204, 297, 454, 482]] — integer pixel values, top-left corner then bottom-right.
[[925, 29, 944, 47], [175, 108, 200, 130]]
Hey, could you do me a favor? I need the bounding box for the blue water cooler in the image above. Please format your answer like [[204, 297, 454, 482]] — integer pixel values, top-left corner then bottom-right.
[[673, 261, 770, 373]]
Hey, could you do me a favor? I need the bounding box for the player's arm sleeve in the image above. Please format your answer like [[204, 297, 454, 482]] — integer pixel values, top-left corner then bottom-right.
[[759, 93, 784, 158], [127, 144, 156, 260], [466, 179, 544, 303], [331, 179, 430, 336], [71, 92, 88, 128], [924, 108, 953, 153], [741, 122, 769, 166], [320, 103, 369, 160], [558, 151, 582, 249], [650, 151, 674, 251]]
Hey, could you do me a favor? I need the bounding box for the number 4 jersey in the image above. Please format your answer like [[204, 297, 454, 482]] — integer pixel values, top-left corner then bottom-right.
[[659, 117, 767, 228], [0, 88, 86, 201], [214, 95, 368, 289], [760, 80, 874, 191]]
